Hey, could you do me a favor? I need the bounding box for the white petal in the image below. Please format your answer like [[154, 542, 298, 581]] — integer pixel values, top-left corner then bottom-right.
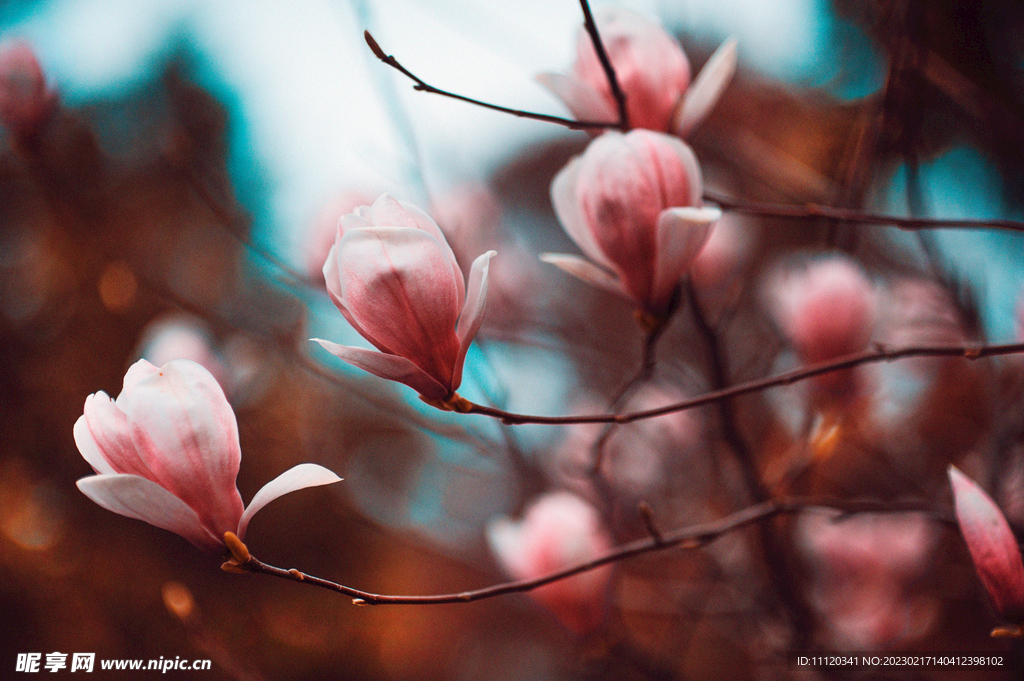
[[116, 358, 160, 406], [672, 38, 737, 137], [311, 338, 450, 400], [236, 464, 342, 538], [453, 250, 496, 390], [651, 207, 718, 306], [539, 253, 629, 300], [77, 474, 222, 551], [535, 72, 617, 124]]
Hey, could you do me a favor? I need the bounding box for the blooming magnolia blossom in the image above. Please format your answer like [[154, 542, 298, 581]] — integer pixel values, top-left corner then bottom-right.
[[0, 41, 56, 135], [313, 194, 495, 402], [949, 465, 1024, 622], [487, 491, 613, 633], [74, 359, 341, 552], [543, 129, 718, 317], [537, 7, 736, 136]]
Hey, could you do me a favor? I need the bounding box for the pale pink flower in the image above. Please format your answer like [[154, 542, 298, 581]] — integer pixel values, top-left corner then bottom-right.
[[312, 194, 495, 402], [949, 465, 1024, 622], [537, 7, 736, 135], [487, 491, 613, 633], [74, 359, 341, 552], [0, 41, 55, 135], [768, 256, 877, 372], [542, 129, 718, 317]]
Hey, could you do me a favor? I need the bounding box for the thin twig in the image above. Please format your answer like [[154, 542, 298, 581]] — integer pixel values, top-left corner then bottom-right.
[[578, 0, 629, 130], [232, 498, 951, 606], [362, 31, 618, 132], [461, 341, 1024, 425], [704, 189, 1024, 233]]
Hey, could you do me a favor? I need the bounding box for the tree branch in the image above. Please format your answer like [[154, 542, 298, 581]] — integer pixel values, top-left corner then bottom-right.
[[704, 189, 1024, 233], [460, 341, 1024, 425], [363, 31, 618, 132], [229, 498, 951, 606]]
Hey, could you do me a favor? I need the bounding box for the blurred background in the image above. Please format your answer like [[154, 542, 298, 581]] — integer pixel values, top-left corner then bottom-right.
[[3, 0, 1024, 679]]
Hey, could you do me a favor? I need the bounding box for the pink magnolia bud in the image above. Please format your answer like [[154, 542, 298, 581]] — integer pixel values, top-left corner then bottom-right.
[[768, 255, 877, 369], [487, 492, 613, 633], [542, 129, 718, 317], [537, 8, 735, 135], [74, 359, 341, 552], [949, 465, 1024, 622], [0, 41, 55, 136], [313, 194, 495, 402]]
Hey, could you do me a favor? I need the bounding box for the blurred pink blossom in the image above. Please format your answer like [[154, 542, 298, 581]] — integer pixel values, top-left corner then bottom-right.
[[798, 511, 939, 648], [313, 194, 495, 402], [543, 130, 718, 318], [74, 359, 341, 552], [949, 465, 1024, 622], [767, 256, 877, 393], [0, 41, 56, 136], [487, 491, 613, 634], [537, 7, 735, 136]]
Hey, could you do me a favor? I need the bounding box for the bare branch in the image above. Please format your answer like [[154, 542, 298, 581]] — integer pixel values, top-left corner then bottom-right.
[[232, 498, 951, 606], [705, 189, 1024, 233], [363, 31, 618, 132], [462, 341, 1024, 425], [577, 0, 629, 130]]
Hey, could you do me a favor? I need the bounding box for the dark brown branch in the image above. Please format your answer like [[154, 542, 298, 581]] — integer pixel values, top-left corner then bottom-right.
[[704, 189, 1024, 233], [578, 0, 629, 130], [232, 498, 952, 606], [461, 341, 1024, 425], [363, 31, 618, 132]]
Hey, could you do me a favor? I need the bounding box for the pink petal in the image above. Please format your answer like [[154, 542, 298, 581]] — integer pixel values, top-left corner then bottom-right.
[[336, 227, 462, 386], [651, 206, 718, 310], [673, 37, 737, 137], [538, 253, 627, 299], [949, 465, 1024, 619], [236, 463, 342, 538], [322, 240, 396, 354], [78, 392, 157, 479], [124, 360, 245, 539], [77, 474, 222, 552], [312, 338, 450, 400], [550, 154, 615, 270], [369, 194, 465, 306], [452, 250, 496, 390], [535, 72, 617, 123]]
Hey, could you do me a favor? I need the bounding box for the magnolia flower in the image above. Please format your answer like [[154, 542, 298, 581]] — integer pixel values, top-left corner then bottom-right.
[[487, 491, 613, 633], [313, 194, 495, 402], [537, 7, 736, 135], [0, 41, 56, 135], [767, 256, 877, 392], [949, 465, 1024, 623], [542, 129, 719, 317], [74, 359, 341, 552]]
